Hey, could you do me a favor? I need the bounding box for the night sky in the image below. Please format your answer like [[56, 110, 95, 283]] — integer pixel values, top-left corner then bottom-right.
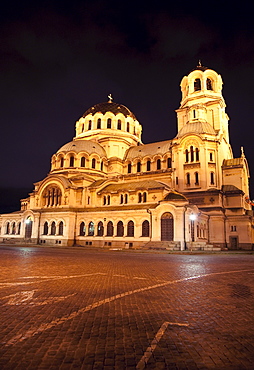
[[1, 0, 254, 211]]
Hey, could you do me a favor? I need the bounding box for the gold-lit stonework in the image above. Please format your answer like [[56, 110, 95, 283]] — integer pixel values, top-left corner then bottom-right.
[[1, 65, 253, 250]]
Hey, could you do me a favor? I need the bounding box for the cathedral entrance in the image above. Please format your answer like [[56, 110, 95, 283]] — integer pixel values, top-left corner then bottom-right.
[[24, 217, 33, 239], [229, 236, 239, 250], [161, 212, 174, 241]]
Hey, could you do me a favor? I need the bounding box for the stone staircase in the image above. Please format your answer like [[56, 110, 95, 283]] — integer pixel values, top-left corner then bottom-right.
[[186, 241, 221, 251], [141, 241, 181, 251]]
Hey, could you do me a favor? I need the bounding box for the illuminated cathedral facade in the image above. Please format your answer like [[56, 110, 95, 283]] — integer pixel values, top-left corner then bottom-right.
[[1, 65, 253, 250]]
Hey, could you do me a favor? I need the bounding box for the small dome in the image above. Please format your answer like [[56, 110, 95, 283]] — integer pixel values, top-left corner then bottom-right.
[[177, 121, 216, 138], [82, 101, 137, 120], [57, 140, 107, 157], [163, 191, 187, 201]]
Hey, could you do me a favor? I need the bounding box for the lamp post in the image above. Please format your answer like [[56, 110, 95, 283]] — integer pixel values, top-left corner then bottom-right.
[[189, 213, 196, 242]]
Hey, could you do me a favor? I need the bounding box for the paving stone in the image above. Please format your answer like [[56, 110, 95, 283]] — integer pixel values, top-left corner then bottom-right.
[[0, 246, 254, 369]]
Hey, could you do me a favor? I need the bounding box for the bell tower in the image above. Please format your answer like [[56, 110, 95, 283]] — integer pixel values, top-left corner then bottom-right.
[[176, 63, 230, 144]]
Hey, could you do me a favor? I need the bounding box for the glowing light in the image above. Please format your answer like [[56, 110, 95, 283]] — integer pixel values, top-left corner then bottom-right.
[[189, 214, 196, 221]]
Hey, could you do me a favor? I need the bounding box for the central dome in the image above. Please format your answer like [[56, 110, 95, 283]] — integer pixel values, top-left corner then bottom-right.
[[82, 101, 137, 120]]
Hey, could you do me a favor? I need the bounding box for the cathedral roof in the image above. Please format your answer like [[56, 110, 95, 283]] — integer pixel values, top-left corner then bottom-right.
[[97, 180, 168, 194], [82, 101, 137, 120], [177, 121, 216, 138], [56, 140, 107, 157], [125, 140, 172, 160], [222, 158, 243, 167]]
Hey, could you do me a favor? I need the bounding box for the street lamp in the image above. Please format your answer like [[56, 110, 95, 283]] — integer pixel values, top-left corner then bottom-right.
[[189, 213, 196, 242]]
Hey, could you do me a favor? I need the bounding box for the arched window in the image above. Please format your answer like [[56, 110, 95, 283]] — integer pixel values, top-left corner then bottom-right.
[[127, 220, 134, 237], [51, 221, 56, 235], [5, 222, 10, 234], [97, 221, 104, 236], [58, 221, 63, 235], [167, 158, 172, 168], [43, 186, 62, 207], [79, 222, 85, 236], [103, 196, 107, 205], [186, 173, 190, 185], [124, 194, 128, 204], [100, 161, 103, 171], [185, 149, 189, 163], [193, 109, 196, 118], [97, 118, 101, 129], [146, 160, 151, 171], [107, 221, 114, 236], [88, 120, 92, 130], [88, 221, 94, 236], [190, 146, 194, 162], [142, 220, 150, 237], [117, 221, 124, 237], [206, 78, 213, 90], [117, 119, 121, 130], [126, 122, 130, 132], [143, 192, 147, 203], [128, 163, 132, 173], [157, 159, 161, 170], [80, 157, 86, 167], [195, 148, 199, 161], [120, 194, 124, 204], [60, 157, 64, 167], [210, 172, 215, 185], [11, 222, 16, 235], [209, 152, 213, 161], [107, 118, 112, 129], [107, 195, 110, 205], [81, 123, 84, 132], [195, 172, 199, 185], [138, 192, 142, 203], [43, 221, 48, 235], [70, 156, 74, 167], [92, 158, 96, 169], [194, 78, 201, 91], [137, 161, 141, 172]]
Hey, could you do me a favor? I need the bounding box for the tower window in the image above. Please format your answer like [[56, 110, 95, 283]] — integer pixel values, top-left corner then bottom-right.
[[157, 159, 161, 170], [207, 78, 213, 90], [190, 146, 194, 162], [107, 118, 112, 129], [195, 148, 199, 161], [60, 157, 64, 167], [97, 118, 101, 129], [80, 157, 85, 167], [92, 158, 96, 169], [210, 172, 215, 185], [117, 119, 121, 130], [88, 120, 92, 130], [146, 160, 151, 171], [186, 173, 190, 185], [128, 163, 132, 173], [193, 109, 196, 118], [100, 161, 103, 171], [70, 156, 74, 167], [137, 161, 141, 172], [195, 172, 199, 185], [210, 152, 213, 161], [167, 158, 172, 168], [185, 149, 189, 163], [194, 78, 201, 91], [126, 122, 130, 132]]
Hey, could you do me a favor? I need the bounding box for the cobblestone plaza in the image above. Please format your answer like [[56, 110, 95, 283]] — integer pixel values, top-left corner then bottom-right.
[[0, 246, 254, 369]]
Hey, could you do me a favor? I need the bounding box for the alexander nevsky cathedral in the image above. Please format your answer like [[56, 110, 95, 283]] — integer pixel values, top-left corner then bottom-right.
[[1, 65, 253, 250]]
